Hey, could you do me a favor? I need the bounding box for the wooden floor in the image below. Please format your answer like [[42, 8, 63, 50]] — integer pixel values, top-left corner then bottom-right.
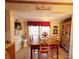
[[15, 46, 69, 59]]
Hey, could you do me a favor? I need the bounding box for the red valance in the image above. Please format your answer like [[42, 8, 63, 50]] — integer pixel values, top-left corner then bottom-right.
[[27, 21, 50, 26]]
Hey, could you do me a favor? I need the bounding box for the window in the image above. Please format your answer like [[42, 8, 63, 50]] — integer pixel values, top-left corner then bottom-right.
[[28, 26, 39, 44], [28, 26, 50, 44]]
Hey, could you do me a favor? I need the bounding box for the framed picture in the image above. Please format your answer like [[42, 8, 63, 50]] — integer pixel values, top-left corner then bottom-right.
[[53, 29, 58, 34], [14, 22, 22, 30], [53, 26, 58, 34]]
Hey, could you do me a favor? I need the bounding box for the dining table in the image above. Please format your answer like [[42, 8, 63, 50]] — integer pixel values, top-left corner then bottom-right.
[[30, 39, 59, 59]]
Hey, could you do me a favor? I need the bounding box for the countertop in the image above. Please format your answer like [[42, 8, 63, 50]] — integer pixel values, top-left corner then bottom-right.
[[5, 42, 15, 49]]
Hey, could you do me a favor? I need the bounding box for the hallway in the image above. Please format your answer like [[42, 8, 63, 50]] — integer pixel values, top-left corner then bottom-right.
[[15, 46, 31, 59], [15, 46, 69, 59]]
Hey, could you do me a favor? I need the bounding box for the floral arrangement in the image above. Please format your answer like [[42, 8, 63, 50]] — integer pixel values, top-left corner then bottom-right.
[[42, 32, 48, 38], [41, 32, 49, 44]]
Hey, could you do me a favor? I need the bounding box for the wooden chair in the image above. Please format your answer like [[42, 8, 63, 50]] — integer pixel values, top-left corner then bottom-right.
[[30, 45, 40, 59], [39, 44, 49, 59]]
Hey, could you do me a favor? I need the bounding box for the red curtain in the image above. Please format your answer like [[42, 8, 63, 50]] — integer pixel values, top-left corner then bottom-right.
[[27, 21, 50, 26]]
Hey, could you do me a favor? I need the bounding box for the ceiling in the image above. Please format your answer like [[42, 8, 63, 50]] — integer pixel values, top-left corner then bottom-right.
[[6, 0, 73, 21], [14, 10, 72, 21]]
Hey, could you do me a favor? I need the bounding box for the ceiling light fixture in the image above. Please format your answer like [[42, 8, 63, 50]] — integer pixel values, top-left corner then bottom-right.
[[36, 1, 51, 10]]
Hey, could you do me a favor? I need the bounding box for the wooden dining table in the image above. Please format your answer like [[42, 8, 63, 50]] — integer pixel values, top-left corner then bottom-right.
[[30, 39, 59, 59]]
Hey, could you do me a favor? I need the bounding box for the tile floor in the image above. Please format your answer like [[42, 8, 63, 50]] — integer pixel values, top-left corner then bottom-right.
[[15, 46, 69, 59]]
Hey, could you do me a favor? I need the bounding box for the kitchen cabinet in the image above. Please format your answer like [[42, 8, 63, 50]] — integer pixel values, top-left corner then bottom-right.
[[5, 42, 15, 59], [60, 17, 71, 52]]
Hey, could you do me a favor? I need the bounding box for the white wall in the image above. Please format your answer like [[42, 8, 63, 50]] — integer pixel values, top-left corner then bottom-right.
[[15, 31, 23, 52], [14, 19, 26, 52]]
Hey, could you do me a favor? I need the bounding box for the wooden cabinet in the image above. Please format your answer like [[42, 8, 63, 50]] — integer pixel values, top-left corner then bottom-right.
[[5, 43, 15, 59], [60, 17, 71, 52]]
